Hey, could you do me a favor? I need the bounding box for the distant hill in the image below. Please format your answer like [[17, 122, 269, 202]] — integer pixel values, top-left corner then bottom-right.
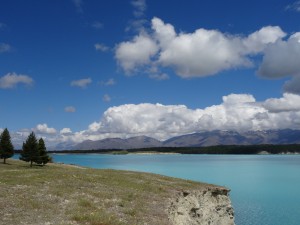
[[55, 129, 300, 150], [73, 135, 162, 150], [163, 130, 300, 147]]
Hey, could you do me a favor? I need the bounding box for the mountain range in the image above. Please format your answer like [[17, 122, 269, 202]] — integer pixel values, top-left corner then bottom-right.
[[54, 129, 300, 150]]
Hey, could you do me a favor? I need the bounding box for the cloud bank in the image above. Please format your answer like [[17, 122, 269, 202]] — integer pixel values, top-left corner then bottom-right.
[[80, 93, 300, 141], [8, 93, 300, 148], [20, 93, 299, 147]]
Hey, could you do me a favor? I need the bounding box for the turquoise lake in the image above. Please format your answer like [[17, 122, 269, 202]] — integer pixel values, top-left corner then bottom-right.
[[16, 154, 300, 225]]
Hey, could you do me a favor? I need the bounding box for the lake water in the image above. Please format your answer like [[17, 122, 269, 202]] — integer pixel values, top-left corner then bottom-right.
[[15, 154, 300, 225]]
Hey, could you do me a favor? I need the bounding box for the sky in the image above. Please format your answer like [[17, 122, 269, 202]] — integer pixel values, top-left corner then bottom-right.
[[1, 0, 300, 148]]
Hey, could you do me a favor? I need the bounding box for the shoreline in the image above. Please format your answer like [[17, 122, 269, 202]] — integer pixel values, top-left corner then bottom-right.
[[49, 152, 300, 155]]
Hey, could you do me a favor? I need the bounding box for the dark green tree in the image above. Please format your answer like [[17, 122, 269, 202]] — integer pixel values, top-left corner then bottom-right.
[[20, 132, 39, 167], [0, 128, 14, 164], [37, 138, 51, 165]]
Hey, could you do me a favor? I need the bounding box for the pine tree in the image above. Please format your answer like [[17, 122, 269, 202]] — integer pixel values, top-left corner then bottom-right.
[[0, 128, 14, 164], [20, 132, 39, 167], [37, 138, 51, 165]]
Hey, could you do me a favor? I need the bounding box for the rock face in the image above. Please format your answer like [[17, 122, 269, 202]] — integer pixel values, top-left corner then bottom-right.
[[168, 187, 235, 225]]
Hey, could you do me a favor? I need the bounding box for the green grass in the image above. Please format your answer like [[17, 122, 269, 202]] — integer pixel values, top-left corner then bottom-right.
[[0, 159, 215, 225]]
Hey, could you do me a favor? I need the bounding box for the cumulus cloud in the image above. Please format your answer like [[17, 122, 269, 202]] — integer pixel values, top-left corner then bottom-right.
[[7, 93, 300, 147], [116, 17, 285, 78], [115, 34, 159, 73], [95, 43, 109, 52], [34, 124, 57, 135], [242, 26, 286, 54], [64, 106, 76, 113], [60, 128, 72, 135], [0, 72, 34, 89], [258, 33, 300, 78], [0, 43, 12, 53], [67, 93, 300, 141], [263, 93, 300, 112], [258, 33, 300, 93], [70, 78, 92, 88]]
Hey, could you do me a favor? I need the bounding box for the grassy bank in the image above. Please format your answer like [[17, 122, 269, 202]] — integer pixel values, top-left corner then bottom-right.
[[0, 159, 214, 225]]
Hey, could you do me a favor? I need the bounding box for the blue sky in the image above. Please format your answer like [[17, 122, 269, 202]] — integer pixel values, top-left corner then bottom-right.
[[1, 0, 300, 147]]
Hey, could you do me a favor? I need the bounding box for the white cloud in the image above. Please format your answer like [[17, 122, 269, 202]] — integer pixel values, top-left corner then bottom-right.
[[64, 106, 76, 113], [242, 26, 286, 54], [115, 17, 285, 78], [70, 78, 92, 88], [71, 93, 300, 141], [0, 72, 34, 89], [60, 128, 72, 135], [263, 93, 300, 112], [7, 93, 300, 147], [222, 93, 256, 105], [286, 1, 300, 12], [95, 43, 109, 52], [34, 124, 57, 135], [153, 18, 284, 78], [115, 34, 159, 73], [0, 43, 11, 53], [131, 0, 146, 18], [102, 94, 111, 102]]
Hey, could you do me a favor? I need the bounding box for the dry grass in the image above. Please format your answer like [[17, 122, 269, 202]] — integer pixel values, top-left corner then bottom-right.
[[0, 159, 215, 225]]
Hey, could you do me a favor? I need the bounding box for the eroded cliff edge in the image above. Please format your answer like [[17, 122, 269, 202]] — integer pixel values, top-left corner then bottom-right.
[[168, 187, 235, 225]]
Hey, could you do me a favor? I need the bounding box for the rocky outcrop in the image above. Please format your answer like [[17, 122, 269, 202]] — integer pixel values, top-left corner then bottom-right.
[[168, 187, 235, 225]]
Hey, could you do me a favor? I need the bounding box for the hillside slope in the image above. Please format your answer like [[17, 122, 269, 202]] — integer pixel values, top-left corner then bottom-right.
[[69, 129, 300, 150]]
